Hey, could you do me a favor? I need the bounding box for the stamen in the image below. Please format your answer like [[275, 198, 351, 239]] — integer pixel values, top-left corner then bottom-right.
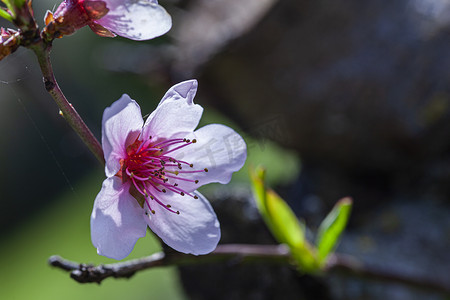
[[162, 141, 194, 155], [147, 191, 180, 214], [130, 177, 146, 196], [136, 139, 150, 153], [164, 174, 198, 182], [126, 168, 149, 181], [145, 198, 155, 214], [173, 170, 206, 174], [151, 138, 184, 148], [151, 176, 198, 198]]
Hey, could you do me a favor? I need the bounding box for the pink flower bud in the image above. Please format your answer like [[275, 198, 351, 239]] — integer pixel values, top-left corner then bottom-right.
[[45, 0, 171, 40]]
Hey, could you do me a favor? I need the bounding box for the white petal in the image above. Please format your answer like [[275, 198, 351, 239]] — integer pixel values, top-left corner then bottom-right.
[[145, 190, 220, 255], [97, 0, 172, 41], [141, 80, 203, 140], [91, 177, 147, 260], [158, 79, 199, 107], [103, 94, 143, 177], [170, 124, 247, 192]]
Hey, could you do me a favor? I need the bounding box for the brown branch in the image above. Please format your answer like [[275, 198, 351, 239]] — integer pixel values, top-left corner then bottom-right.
[[48, 244, 450, 295], [49, 244, 290, 284], [30, 40, 105, 165], [325, 254, 450, 295]]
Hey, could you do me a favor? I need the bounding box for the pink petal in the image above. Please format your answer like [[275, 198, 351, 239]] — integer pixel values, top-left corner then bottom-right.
[[91, 177, 147, 260], [144, 190, 220, 255], [96, 0, 172, 41], [142, 80, 203, 140], [171, 124, 247, 192], [102, 94, 143, 177]]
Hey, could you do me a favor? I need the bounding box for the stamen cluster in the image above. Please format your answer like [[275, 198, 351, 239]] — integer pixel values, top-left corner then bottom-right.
[[121, 136, 207, 215]]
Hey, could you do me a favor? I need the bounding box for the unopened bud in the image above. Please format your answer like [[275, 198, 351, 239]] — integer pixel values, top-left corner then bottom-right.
[[0, 28, 20, 61], [42, 0, 111, 41]]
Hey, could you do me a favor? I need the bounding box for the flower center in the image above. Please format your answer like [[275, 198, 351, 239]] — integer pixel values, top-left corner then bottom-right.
[[119, 136, 208, 215]]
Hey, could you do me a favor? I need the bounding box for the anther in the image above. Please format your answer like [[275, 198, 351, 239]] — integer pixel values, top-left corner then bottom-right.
[[190, 164, 194, 168], [176, 211, 180, 215], [195, 180, 199, 184], [192, 139, 197, 143], [180, 192, 185, 196], [174, 171, 179, 175], [166, 204, 171, 208], [162, 189, 166, 193], [174, 183, 178, 187], [204, 168, 209, 172], [194, 195, 198, 199], [151, 210, 155, 214]]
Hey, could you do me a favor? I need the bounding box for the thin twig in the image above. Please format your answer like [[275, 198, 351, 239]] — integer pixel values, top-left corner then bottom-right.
[[30, 41, 105, 165], [49, 244, 290, 284], [11, 0, 104, 164], [326, 254, 450, 295], [49, 244, 450, 295]]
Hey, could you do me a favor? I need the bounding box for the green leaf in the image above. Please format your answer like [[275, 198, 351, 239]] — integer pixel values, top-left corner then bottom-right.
[[250, 167, 303, 246], [1, 1, 14, 18], [316, 197, 353, 264], [265, 188, 305, 247], [250, 166, 319, 272], [0, 7, 12, 22]]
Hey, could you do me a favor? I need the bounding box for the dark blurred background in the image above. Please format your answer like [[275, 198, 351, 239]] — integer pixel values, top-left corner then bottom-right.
[[1, 0, 450, 299]]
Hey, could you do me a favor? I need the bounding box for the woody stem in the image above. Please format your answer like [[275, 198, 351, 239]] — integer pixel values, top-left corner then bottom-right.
[[31, 40, 105, 165], [48, 244, 450, 295]]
